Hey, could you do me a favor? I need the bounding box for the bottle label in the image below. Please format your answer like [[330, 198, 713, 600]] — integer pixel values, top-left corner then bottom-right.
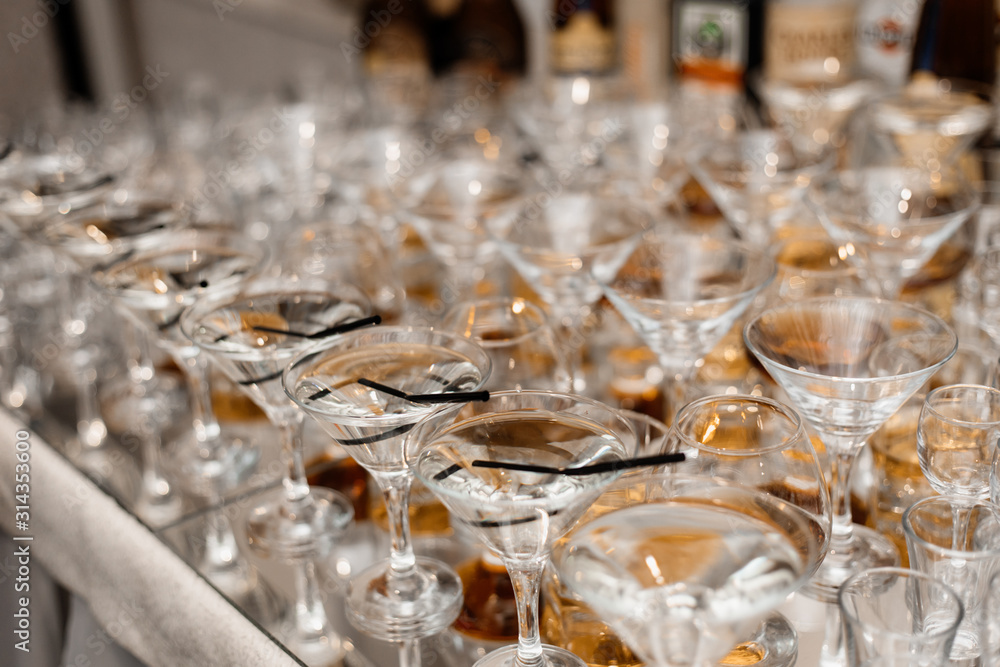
[[551, 10, 617, 74], [673, 2, 748, 83], [854, 0, 919, 86], [764, 2, 857, 80]]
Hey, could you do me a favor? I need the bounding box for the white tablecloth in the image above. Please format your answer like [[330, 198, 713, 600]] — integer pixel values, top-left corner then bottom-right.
[[0, 409, 300, 667]]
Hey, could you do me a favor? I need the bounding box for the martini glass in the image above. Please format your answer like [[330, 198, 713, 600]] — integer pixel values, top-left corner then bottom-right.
[[865, 77, 995, 169], [182, 278, 373, 666], [0, 155, 118, 453], [753, 71, 878, 160], [397, 158, 525, 301], [33, 197, 188, 455], [744, 296, 958, 598], [409, 390, 637, 667], [807, 165, 980, 299], [552, 475, 818, 667], [687, 129, 833, 247], [602, 234, 776, 424], [283, 326, 492, 661], [92, 227, 266, 502], [488, 191, 651, 392]]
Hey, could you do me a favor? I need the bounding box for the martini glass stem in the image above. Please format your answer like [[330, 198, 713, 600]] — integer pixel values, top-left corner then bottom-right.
[[291, 557, 333, 645], [374, 472, 418, 579], [506, 559, 544, 667], [398, 639, 421, 667], [549, 299, 590, 393], [829, 449, 861, 549], [951, 502, 973, 550], [183, 352, 222, 445], [278, 413, 310, 504], [659, 362, 694, 427]]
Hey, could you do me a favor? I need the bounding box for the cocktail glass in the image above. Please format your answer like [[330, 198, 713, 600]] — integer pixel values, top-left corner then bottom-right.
[[668, 394, 833, 666], [807, 166, 979, 299], [92, 227, 266, 513], [553, 475, 818, 667], [283, 326, 491, 662], [34, 197, 188, 456], [398, 158, 525, 300], [0, 156, 118, 452], [488, 191, 650, 392], [744, 296, 958, 598], [687, 129, 832, 246], [409, 390, 637, 667], [753, 71, 877, 160], [183, 277, 373, 665], [602, 234, 776, 423], [864, 77, 994, 169]]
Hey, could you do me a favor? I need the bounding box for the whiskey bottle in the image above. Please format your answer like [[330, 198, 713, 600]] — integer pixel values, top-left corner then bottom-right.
[[549, 0, 618, 76]]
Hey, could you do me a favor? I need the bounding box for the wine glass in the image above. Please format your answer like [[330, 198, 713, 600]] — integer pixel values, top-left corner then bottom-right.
[[806, 165, 980, 299], [744, 296, 958, 598], [92, 226, 267, 499], [552, 474, 819, 667], [182, 277, 374, 665], [488, 191, 651, 392], [283, 326, 491, 663], [397, 157, 525, 301], [441, 296, 571, 393], [687, 128, 833, 246], [668, 394, 831, 666], [602, 233, 776, 423], [916, 384, 1000, 550], [408, 390, 638, 667]]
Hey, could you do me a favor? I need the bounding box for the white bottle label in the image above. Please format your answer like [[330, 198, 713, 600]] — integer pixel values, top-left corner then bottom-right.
[[855, 0, 921, 86]]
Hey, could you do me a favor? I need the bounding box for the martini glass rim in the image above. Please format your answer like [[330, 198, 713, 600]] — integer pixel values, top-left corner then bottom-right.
[[685, 129, 836, 180], [601, 236, 778, 309], [282, 325, 493, 428], [0, 158, 118, 217], [442, 296, 553, 348], [409, 388, 636, 512], [31, 197, 189, 260], [806, 166, 982, 225], [90, 227, 268, 305], [489, 194, 653, 252], [179, 281, 373, 364], [750, 69, 880, 109], [672, 393, 808, 457], [742, 295, 959, 386]]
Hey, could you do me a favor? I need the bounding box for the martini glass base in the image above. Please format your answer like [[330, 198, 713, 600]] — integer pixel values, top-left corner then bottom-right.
[[274, 621, 347, 667], [720, 612, 797, 667], [473, 644, 586, 667], [246, 488, 354, 560], [346, 557, 463, 642], [801, 524, 899, 603], [166, 429, 262, 497], [133, 487, 184, 528]]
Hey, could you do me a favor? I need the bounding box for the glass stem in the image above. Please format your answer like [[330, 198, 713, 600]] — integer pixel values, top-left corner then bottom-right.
[[292, 556, 332, 644], [376, 472, 417, 580], [73, 362, 107, 449], [398, 639, 421, 667], [659, 363, 692, 427], [506, 559, 544, 667], [549, 299, 588, 394], [182, 351, 222, 445], [278, 412, 310, 505], [829, 449, 860, 551], [124, 319, 155, 385], [951, 502, 973, 551]]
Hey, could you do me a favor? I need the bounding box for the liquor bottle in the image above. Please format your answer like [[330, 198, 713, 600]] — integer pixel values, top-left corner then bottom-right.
[[671, 0, 764, 89], [428, 0, 528, 80], [854, 0, 920, 86], [549, 0, 618, 76], [909, 0, 997, 85], [763, 0, 858, 81], [355, 0, 432, 78], [619, 0, 670, 96]]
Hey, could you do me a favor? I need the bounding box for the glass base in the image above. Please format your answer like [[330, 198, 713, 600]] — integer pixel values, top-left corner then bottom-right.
[[246, 488, 354, 560], [473, 644, 587, 667], [718, 613, 797, 667], [274, 621, 347, 667], [166, 428, 261, 497], [133, 484, 184, 528], [802, 524, 899, 603], [346, 557, 463, 642]]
